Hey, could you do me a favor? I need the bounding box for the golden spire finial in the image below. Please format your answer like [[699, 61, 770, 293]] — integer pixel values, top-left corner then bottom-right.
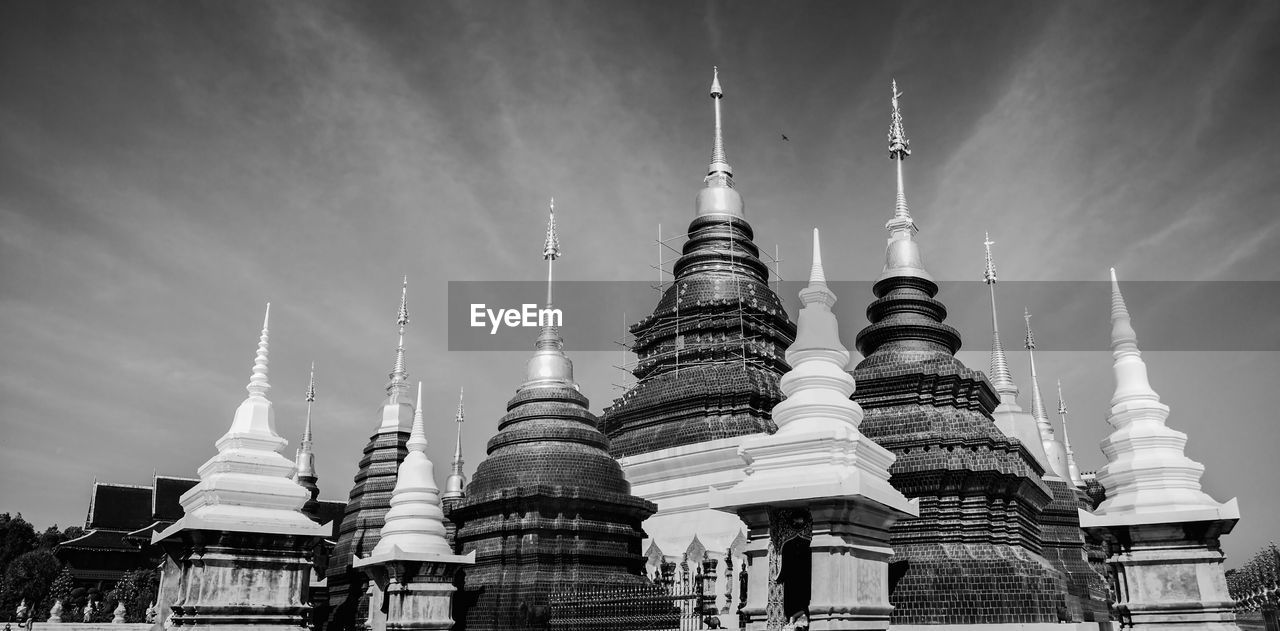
[[304, 362, 315, 439], [707, 66, 733, 181], [443, 386, 468, 500], [543, 198, 560, 261], [295, 362, 317, 479], [984, 235, 1017, 398], [388, 277, 410, 398], [983, 232, 997, 284], [885, 79, 916, 236]]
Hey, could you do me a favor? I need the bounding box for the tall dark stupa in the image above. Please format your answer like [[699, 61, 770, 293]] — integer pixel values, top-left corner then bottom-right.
[[850, 81, 1069, 625], [602, 68, 795, 460], [448, 202, 664, 631], [325, 280, 415, 631]]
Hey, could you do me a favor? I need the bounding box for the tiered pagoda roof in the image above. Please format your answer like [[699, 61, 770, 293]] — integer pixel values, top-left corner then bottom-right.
[[602, 68, 795, 458], [849, 81, 1068, 625]]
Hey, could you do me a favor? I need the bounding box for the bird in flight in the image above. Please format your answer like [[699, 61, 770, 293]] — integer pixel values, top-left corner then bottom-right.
[[781, 134, 790, 141]]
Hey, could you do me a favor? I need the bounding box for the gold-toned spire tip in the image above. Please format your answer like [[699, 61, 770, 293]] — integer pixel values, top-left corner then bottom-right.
[[710, 66, 723, 98], [1023, 308, 1037, 350], [543, 199, 562, 261], [983, 233, 997, 284], [455, 386, 465, 423], [306, 362, 316, 403]]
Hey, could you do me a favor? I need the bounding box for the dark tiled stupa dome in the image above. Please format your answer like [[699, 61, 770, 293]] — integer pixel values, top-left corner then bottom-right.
[[448, 326, 662, 631], [602, 213, 796, 457]]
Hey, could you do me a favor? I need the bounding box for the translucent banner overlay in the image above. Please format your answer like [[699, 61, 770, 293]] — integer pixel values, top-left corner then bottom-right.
[[447, 281, 1280, 351]]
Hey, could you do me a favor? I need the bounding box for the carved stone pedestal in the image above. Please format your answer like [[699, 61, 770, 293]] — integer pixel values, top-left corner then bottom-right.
[[156, 530, 318, 631], [354, 553, 472, 631], [735, 501, 908, 631], [1084, 517, 1240, 630]]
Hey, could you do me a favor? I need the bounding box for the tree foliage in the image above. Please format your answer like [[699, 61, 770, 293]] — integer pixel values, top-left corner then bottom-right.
[[104, 569, 158, 623], [1, 550, 61, 619]]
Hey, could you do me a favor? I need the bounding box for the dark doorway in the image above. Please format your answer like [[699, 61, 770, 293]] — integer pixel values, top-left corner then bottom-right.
[[778, 537, 811, 620]]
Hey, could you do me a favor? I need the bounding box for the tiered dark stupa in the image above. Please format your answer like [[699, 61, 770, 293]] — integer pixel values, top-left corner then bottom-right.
[[325, 280, 415, 631], [449, 204, 667, 631], [850, 82, 1069, 625], [601, 68, 795, 459]]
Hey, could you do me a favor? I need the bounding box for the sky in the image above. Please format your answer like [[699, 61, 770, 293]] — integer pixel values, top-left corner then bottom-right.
[[1, 1, 1277, 569]]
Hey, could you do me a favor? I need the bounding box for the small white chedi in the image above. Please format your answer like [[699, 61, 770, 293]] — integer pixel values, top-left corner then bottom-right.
[[354, 382, 474, 631], [711, 229, 917, 631], [1079, 269, 1241, 630]]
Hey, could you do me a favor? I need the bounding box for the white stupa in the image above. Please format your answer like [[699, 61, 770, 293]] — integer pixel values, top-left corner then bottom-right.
[[1081, 269, 1239, 525], [712, 229, 915, 513], [356, 383, 472, 564], [155, 304, 328, 540]]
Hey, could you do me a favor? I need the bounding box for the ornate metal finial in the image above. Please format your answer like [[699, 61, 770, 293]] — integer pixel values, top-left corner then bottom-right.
[[303, 362, 315, 440], [885, 79, 916, 235], [444, 386, 468, 500], [543, 198, 561, 261], [888, 78, 911, 160], [983, 232, 997, 284], [296, 361, 317, 479], [389, 277, 410, 394], [1056, 379, 1067, 418], [707, 66, 733, 181], [407, 382, 428, 453], [1024, 307, 1036, 350], [247, 302, 271, 398]]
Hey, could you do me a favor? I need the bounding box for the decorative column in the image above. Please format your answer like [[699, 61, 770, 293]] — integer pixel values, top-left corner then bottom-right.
[[711, 230, 918, 631], [1079, 269, 1242, 630], [353, 383, 474, 631], [152, 304, 331, 630]]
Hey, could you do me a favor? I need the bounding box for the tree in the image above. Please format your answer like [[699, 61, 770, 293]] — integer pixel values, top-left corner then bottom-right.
[[0, 514, 38, 572], [37, 526, 65, 551], [1, 550, 61, 619]]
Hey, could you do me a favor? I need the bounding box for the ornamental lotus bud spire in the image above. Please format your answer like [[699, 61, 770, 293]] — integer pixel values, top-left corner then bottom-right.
[[809, 227, 826, 286], [443, 386, 467, 501], [984, 234, 1017, 399], [1058, 379, 1085, 487], [247, 303, 271, 398], [388, 277, 410, 400], [1023, 308, 1050, 424], [799, 228, 836, 310], [543, 198, 560, 307]]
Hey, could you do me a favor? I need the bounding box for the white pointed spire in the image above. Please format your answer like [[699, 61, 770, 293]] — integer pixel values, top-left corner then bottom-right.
[[388, 277, 410, 400], [1083, 268, 1238, 523], [984, 234, 1018, 399], [1024, 308, 1070, 479], [365, 381, 454, 559], [443, 387, 467, 501], [154, 304, 325, 542], [247, 303, 271, 398], [711, 227, 915, 516], [696, 67, 744, 218], [1057, 380, 1085, 487]]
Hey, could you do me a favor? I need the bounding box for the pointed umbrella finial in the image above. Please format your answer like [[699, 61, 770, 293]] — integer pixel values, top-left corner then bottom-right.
[[1024, 307, 1068, 478], [443, 386, 468, 501], [1110, 267, 1138, 349], [708, 66, 731, 178], [1057, 379, 1085, 487], [247, 302, 271, 398], [799, 228, 837, 309], [407, 382, 428, 453], [543, 198, 561, 261], [984, 235, 1017, 398], [388, 277, 410, 398], [888, 78, 911, 161]]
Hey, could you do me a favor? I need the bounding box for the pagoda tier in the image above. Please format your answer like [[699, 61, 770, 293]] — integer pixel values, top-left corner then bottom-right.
[[851, 272, 1070, 624], [602, 213, 795, 457], [448, 381, 662, 631]]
